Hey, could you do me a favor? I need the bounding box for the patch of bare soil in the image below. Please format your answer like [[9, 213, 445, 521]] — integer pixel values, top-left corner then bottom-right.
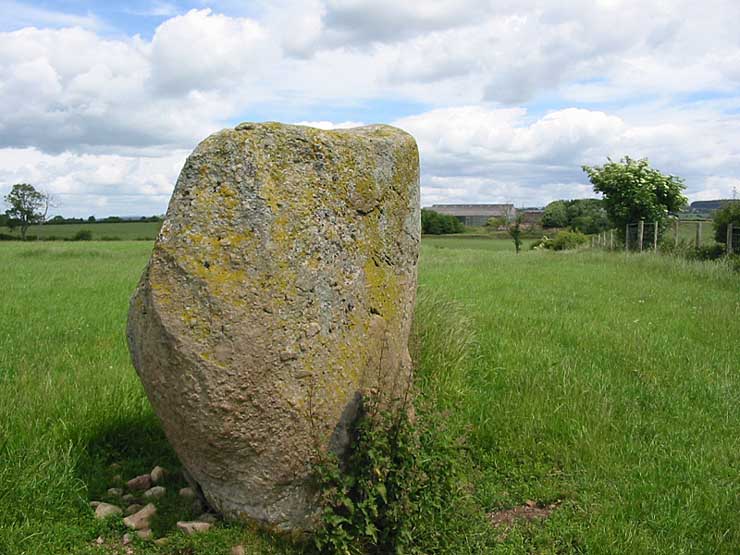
[[488, 499, 560, 538]]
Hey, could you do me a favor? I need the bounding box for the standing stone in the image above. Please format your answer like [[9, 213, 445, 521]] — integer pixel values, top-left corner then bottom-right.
[[127, 122, 420, 531]]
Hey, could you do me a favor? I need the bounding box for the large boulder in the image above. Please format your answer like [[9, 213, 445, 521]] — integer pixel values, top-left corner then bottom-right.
[[127, 122, 420, 531]]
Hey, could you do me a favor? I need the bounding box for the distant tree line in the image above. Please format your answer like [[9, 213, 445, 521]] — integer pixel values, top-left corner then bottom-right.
[[541, 198, 609, 234], [46, 215, 163, 225], [3, 182, 163, 240], [421, 209, 464, 235]]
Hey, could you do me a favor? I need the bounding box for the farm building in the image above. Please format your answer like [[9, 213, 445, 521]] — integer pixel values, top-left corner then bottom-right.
[[429, 204, 517, 226]]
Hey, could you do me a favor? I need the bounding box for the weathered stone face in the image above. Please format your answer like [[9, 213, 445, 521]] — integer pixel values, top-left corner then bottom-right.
[[126, 122, 420, 531]]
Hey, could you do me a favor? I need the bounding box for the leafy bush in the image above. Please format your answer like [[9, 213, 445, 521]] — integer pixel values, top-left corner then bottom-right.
[[728, 254, 740, 273], [713, 201, 740, 245], [693, 243, 726, 261], [542, 199, 609, 234], [314, 392, 487, 554], [532, 230, 589, 251], [421, 209, 464, 235], [582, 157, 687, 240], [72, 229, 93, 241]]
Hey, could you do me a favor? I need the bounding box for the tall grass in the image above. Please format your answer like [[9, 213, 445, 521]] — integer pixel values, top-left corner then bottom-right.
[[1, 240, 739, 553]]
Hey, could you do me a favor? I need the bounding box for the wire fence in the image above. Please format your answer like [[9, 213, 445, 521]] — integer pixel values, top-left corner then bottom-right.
[[730, 225, 740, 255], [590, 221, 738, 254]]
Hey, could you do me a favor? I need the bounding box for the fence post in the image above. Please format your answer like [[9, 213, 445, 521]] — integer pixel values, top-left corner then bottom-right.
[[653, 222, 658, 251], [674, 219, 679, 247], [696, 221, 702, 248], [625, 224, 629, 251], [610, 229, 614, 250], [728, 223, 734, 255], [638, 220, 644, 252]]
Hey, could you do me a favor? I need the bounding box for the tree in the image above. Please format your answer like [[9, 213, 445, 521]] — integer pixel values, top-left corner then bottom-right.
[[3, 183, 47, 240], [566, 199, 609, 234], [485, 216, 507, 230], [543, 199, 609, 233], [421, 209, 464, 235], [582, 157, 687, 238], [713, 201, 740, 245], [508, 215, 523, 253], [542, 200, 568, 228]]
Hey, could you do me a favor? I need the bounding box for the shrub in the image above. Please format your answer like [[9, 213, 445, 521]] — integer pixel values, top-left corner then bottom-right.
[[713, 201, 740, 245], [693, 243, 726, 261], [533, 230, 589, 251], [421, 209, 464, 235], [72, 229, 93, 241], [314, 392, 487, 554], [728, 254, 740, 273]]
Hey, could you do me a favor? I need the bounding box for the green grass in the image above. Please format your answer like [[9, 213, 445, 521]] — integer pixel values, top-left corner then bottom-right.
[[1, 239, 739, 553], [0, 221, 161, 241]]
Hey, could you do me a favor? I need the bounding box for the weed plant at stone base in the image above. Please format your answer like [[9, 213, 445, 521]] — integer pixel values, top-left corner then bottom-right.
[[312, 293, 495, 555], [313, 395, 488, 555]]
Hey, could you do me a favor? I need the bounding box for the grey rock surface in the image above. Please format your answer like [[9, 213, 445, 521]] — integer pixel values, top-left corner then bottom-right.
[[123, 503, 157, 530], [127, 474, 151, 491], [94, 503, 122, 519], [177, 521, 212, 535], [150, 466, 166, 483], [127, 122, 420, 530], [143, 486, 166, 499]]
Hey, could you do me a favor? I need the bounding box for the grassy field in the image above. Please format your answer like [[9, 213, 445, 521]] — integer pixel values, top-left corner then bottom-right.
[[0, 221, 161, 241], [1, 238, 739, 553]]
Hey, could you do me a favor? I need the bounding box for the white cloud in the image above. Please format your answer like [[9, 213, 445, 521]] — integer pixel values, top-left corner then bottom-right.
[[0, 0, 101, 31], [0, 147, 187, 217], [394, 105, 740, 206], [294, 120, 365, 129], [1, 0, 740, 215]]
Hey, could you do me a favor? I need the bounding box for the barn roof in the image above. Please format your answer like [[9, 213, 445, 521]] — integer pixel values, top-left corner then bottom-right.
[[428, 204, 515, 216]]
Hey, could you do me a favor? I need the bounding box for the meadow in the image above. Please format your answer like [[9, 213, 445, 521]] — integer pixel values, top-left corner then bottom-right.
[[1, 238, 739, 554], [0, 221, 162, 241]]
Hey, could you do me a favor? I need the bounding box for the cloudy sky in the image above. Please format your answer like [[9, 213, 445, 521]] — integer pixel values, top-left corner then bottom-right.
[[2, 0, 740, 217]]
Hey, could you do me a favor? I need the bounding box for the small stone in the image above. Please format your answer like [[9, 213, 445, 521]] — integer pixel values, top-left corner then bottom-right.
[[125, 504, 143, 515], [197, 512, 218, 523], [150, 465, 166, 484], [231, 546, 245, 555], [143, 486, 166, 499], [122, 533, 132, 545], [111, 474, 122, 484], [107, 488, 123, 497], [127, 474, 152, 491], [235, 122, 255, 131], [90, 501, 101, 508], [279, 348, 298, 361], [95, 503, 122, 520], [178, 487, 195, 498], [177, 521, 212, 535], [154, 538, 169, 546], [305, 322, 321, 337], [137, 529, 153, 540], [122, 494, 136, 503], [123, 503, 157, 530], [109, 463, 121, 470], [95, 536, 104, 545]]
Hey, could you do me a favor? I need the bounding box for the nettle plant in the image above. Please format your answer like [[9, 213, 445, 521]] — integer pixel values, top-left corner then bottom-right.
[[311, 389, 471, 555]]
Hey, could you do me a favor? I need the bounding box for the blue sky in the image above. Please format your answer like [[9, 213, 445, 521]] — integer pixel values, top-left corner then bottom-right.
[[1, 0, 740, 216]]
